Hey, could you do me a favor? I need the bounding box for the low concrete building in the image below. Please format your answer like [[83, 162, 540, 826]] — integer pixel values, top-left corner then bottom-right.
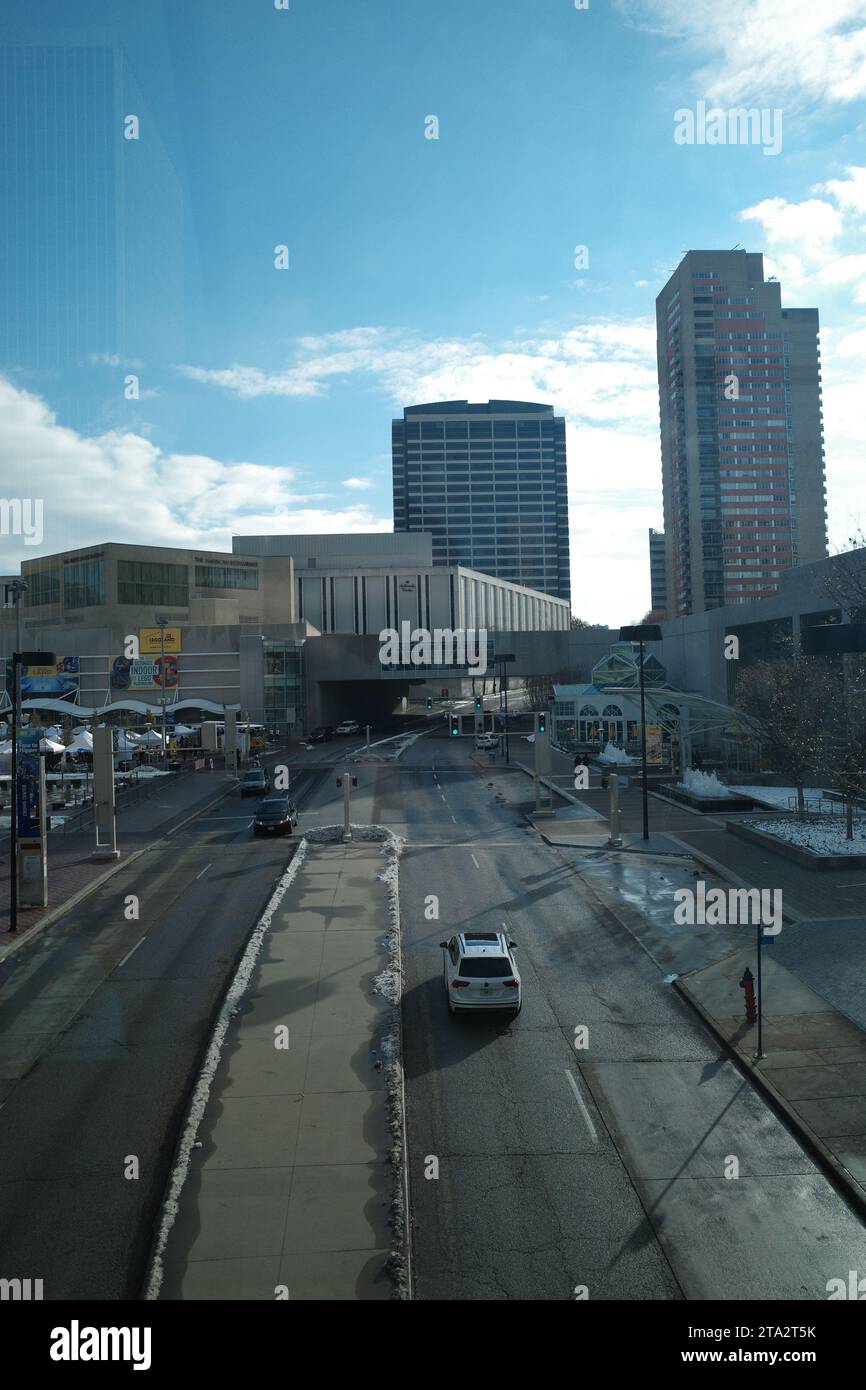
[[233, 532, 570, 634]]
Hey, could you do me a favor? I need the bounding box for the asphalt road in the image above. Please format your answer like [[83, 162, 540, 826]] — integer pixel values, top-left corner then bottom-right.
[[0, 756, 330, 1299], [388, 737, 866, 1300], [4, 729, 866, 1302]]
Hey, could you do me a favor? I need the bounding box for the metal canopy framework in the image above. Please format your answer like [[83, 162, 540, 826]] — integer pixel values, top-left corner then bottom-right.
[[600, 686, 758, 773]]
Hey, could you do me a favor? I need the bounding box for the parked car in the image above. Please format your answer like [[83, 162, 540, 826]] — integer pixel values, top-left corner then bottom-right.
[[335, 719, 360, 736], [440, 931, 521, 1015], [240, 767, 269, 796], [253, 796, 298, 835], [309, 726, 334, 743], [475, 731, 499, 751]]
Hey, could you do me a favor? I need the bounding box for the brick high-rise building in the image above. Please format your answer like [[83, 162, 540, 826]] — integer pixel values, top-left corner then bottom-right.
[[656, 251, 827, 616]]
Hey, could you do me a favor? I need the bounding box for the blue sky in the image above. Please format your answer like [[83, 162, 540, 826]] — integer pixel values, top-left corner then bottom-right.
[[2, 0, 866, 621]]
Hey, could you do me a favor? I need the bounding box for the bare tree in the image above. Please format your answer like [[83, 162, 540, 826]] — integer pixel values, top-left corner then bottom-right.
[[735, 653, 836, 816], [823, 657, 866, 839], [821, 532, 866, 615]]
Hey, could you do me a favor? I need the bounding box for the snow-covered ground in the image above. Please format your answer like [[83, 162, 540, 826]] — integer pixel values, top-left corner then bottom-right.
[[732, 785, 825, 811], [748, 816, 866, 857]]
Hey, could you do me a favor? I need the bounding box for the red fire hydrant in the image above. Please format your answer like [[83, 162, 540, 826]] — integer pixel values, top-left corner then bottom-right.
[[739, 966, 757, 1024]]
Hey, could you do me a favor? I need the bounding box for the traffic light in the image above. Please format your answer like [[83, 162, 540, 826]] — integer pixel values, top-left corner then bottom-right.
[[474, 695, 482, 710], [537, 711, 547, 735], [426, 698, 433, 711], [450, 715, 459, 737]]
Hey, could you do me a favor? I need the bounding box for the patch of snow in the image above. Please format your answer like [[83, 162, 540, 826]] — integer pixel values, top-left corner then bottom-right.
[[732, 785, 827, 811], [748, 816, 866, 857]]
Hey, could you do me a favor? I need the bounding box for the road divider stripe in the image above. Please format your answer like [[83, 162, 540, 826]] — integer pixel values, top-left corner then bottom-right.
[[565, 1068, 599, 1145], [116, 936, 146, 970]]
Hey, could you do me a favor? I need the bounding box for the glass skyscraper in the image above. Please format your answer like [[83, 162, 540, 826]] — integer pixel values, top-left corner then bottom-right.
[[391, 400, 571, 602], [657, 251, 827, 618]]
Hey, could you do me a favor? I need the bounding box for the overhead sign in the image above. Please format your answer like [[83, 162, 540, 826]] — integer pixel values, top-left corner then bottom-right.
[[139, 627, 182, 654], [111, 656, 179, 691]]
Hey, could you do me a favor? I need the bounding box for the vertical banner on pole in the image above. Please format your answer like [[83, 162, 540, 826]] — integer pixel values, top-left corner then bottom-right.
[[18, 741, 48, 906], [224, 709, 238, 777], [93, 725, 119, 860]]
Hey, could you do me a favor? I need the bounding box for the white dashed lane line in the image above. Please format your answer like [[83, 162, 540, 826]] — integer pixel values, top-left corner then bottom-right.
[[116, 937, 146, 971], [565, 1069, 599, 1145]]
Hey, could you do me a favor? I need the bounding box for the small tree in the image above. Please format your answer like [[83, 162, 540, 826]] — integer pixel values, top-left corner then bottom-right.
[[735, 653, 836, 816]]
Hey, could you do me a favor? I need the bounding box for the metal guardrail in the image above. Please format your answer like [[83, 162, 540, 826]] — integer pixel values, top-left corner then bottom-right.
[[51, 761, 198, 836]]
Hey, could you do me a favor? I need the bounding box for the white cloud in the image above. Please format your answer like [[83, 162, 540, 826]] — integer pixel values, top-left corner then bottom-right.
[[343, 476, 374, 490], [622, 0, 866, 107], [0, 377, 391, 566]]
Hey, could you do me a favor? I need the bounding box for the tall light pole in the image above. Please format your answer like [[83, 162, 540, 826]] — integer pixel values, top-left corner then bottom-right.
[[5, 580, 26, 932], [620, 624, 662, 843], [155, 614, 169, 771]]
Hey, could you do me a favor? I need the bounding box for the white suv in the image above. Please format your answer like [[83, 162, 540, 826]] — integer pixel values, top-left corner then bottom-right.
[[475, 731, 499, 751], [440, 931, 521, 1015], [335, 720, 360, 735]]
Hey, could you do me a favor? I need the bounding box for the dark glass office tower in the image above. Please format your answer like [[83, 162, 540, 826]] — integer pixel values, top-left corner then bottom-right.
[[657, 251, 826, 618], [392, 400, 571, 602]]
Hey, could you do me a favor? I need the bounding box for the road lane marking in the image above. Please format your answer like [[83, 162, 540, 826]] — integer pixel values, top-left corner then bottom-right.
[[565, 1069, 599, 1145], [116, 937, 146, 970], [195, 863, 213, 880], [450, 814, 457, 823], [471, 853, 480, 868]]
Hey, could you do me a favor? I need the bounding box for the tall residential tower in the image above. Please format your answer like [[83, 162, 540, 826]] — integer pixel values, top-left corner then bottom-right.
[[392, 400, 571, 602], [656, 251, 826, 617]]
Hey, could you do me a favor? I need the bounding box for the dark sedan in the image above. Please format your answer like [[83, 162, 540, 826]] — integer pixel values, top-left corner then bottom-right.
[[309, 726, 334, 743], [252, 797, 298, 835]]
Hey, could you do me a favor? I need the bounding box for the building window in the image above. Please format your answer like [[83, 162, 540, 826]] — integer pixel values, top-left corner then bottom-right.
[[27, 570, 60, 605], [64, 558, 105, 609], [195, 564, 259, 591], [117, 559, 188, 607]]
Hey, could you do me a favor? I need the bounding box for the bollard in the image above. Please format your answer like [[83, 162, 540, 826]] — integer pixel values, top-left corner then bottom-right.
[[607, 772, 623, 848], [739, 966, 757, 1024]]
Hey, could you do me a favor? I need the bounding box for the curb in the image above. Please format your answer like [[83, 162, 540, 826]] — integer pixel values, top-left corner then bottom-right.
[[673, 975, 866, 1226], [0, 781, 235, 964]]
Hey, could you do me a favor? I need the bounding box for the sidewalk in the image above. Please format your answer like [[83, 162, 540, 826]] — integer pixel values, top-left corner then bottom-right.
[[677, 949, 866, 1214], [0, 768, 232, 958], [527, 745, 866, 917], [156, 840, 397, 1301], [510, 745, 866, 1214]]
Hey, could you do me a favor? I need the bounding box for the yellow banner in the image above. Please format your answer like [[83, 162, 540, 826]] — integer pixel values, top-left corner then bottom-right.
[[139, 627, 182, 654]]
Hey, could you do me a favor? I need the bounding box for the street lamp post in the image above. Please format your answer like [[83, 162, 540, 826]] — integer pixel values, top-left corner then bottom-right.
[[620, 624, 662, 843], [5, 580, 26, 932], [155, 615, 169, 772]]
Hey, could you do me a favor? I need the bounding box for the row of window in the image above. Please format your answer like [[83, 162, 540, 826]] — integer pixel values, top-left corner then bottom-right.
[[26, 558, 260, 609]]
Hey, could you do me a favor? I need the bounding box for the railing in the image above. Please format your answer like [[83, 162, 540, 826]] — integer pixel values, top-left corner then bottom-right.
[[51, 760, 198, 836]]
